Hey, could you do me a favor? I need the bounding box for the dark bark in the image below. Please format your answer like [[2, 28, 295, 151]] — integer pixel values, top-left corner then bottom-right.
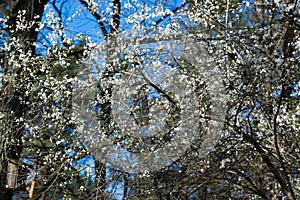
[[0, 1, 48, 199], [7, 0, 48, 53], [78, 0, 121, 195]]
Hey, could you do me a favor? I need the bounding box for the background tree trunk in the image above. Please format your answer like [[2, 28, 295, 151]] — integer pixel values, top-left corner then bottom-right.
[[0, 0, 48, 198]]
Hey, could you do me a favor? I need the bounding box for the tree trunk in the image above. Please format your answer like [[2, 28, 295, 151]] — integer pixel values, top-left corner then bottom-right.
[[0, 0, 48, 198]]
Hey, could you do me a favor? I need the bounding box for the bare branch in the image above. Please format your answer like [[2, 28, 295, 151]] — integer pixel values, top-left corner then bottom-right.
[[78, 0, 108, 37], [0, 3, 8, 17]]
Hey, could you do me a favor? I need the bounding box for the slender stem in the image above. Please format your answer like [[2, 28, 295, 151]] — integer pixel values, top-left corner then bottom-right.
[[28, 159, 37, 198]]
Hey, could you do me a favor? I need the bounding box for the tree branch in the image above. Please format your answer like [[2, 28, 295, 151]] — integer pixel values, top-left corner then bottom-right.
[[0, 3, 8, 17], [78, 0, 108, 37], [111, 0, 121, 33]]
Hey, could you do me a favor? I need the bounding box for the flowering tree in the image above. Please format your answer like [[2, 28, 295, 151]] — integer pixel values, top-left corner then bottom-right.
[[133, 0, 300, 199], [0, 0, 300, 199]]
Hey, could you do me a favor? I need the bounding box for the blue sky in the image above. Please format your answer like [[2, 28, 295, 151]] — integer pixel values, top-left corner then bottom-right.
[[2, 0, 298, 199], [36, 0, 188, 199]]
